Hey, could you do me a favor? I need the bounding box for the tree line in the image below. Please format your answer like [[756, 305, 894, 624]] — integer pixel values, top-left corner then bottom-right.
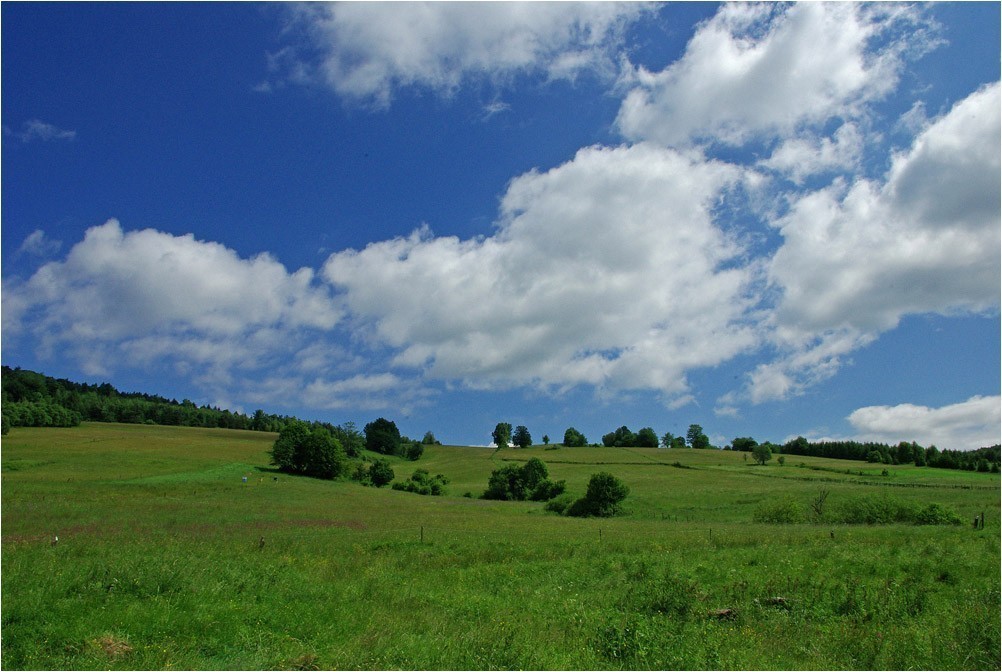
[[741, 435, 1001, 473], [0, 367, 438, 455], [493, 422, 711, 450], [1, 366, 308, 434], [493, 418, 999, 474]]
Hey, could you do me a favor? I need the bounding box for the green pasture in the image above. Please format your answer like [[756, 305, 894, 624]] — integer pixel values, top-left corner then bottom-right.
[[2, 424, 999, 669]]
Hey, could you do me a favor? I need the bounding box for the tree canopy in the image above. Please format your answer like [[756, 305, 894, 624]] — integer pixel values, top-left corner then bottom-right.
[[270, 422, 348, 479], [492, 422, 513, 448], [686, 424, 710, 449], [512, 425, 532, 448], [563, 427, 588, 447], [365, 417, 402, 455]]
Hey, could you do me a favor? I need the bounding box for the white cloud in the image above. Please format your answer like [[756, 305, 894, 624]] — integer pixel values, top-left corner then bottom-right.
[[324, 143, 760, 398], [275, 2, 651, 107], [847, 395, 1001, 451], [759, 122, 864, 185], [6, 219, 341, 373], [770, 83, 1001, 334], [616, 3, 933, 147], [738, 83, 1001, 403], [17, 119, 76, 142], [17, 229, 62, 257]]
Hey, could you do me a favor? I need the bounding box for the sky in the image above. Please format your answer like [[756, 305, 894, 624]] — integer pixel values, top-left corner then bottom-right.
[[2, 2, 999, 450]]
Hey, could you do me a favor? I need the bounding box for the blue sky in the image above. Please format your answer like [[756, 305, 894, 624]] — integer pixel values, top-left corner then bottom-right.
[[3, 2, 999, 450]]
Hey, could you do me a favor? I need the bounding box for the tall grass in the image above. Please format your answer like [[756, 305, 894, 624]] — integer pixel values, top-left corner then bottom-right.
[[2, 424, 999, 669]]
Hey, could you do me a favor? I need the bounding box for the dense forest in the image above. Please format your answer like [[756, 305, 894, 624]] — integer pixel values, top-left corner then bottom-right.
[[770, 435, 1001, 474], [1, 365, 304, 435], [2, 365, 998, 474]]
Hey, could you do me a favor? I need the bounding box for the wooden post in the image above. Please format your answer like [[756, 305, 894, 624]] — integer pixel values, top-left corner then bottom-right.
[[420, 526, 424, 543]]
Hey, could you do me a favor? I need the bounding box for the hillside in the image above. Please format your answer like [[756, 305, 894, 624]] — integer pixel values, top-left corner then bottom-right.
[[2, 423, 998, 669]]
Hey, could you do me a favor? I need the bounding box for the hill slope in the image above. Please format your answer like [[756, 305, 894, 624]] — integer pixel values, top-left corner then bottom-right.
[[2, 423, 999, 669]]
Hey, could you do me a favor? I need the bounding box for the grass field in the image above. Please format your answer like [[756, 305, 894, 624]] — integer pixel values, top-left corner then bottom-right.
[[2, 423, 999, 669]]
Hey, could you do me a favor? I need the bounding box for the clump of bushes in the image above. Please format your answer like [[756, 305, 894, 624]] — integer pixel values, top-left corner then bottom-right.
[[482, 457, 565, 501], [270, 421, 348, 479], [754, 496, 805, 523], [482, 460, 629, 518], [353, 458, 394, 487], [754, 491, 963, 526], [392, 469, 449, 496]]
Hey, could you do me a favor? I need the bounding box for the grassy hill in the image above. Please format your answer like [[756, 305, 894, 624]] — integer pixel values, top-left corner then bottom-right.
[[2, 423, 999, 669]]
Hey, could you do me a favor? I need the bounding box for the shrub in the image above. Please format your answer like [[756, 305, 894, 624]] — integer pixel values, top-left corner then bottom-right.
[[914, 502, 963, 525], [754, 497, 805, 523], [530, 479, 566, 501], [565, 496, 598, 518], [483, 464, 527, 501], [483, 458, 563, 502], [369, 459, 394, 487], [827, 494, 917, 524], [406, 441, 424, 461], [566, 472, 629, 517], [544, 493, 575, 514], [392, 469, 448, 496]]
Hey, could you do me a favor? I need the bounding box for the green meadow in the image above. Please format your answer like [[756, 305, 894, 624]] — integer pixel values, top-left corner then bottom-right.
[[2, 423, 999, 670]]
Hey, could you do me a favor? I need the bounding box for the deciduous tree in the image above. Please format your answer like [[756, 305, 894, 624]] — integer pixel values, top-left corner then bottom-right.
[[752, 442, 773, 465], [687, 424, 710, 449], [492, 422, 513, 448], [563, 427, 587, 447], [365, 417, 402, 455], [512, 425, 532, 448]]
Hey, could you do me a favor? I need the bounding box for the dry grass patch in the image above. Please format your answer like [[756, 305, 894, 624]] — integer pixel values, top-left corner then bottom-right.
[[92, 633, 133, 659]]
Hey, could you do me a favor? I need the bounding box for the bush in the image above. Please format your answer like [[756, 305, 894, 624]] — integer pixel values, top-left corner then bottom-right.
[[483, 458, 563, 502], [544, 493, 575, 514], [754, 492, 964, 527], [754, 497, 805, 523], [406, 441, 424, 461], [392, 469, 448, 496], [530, 479, 566, 501], [566, 472, 629, 517], [369, 459, 394, 487], [827, 494, 917, 525], [483, 464, 527, 500], [914, 502, 963, 526]]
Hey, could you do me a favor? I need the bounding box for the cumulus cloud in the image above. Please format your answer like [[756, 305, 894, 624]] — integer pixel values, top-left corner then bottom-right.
[[324, 143, 760, 398], [847, 395, 1001, 451], [770, 83, 1001, 334], [273, 2, 651, 106], [738, 83, 1002, 403], [616, 3, 933, 147], [5, 219, 340, 373], [759, 122, 864, 185]]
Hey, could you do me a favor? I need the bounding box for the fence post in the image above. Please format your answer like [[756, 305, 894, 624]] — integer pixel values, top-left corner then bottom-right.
[[420, 526, 424, 543]]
